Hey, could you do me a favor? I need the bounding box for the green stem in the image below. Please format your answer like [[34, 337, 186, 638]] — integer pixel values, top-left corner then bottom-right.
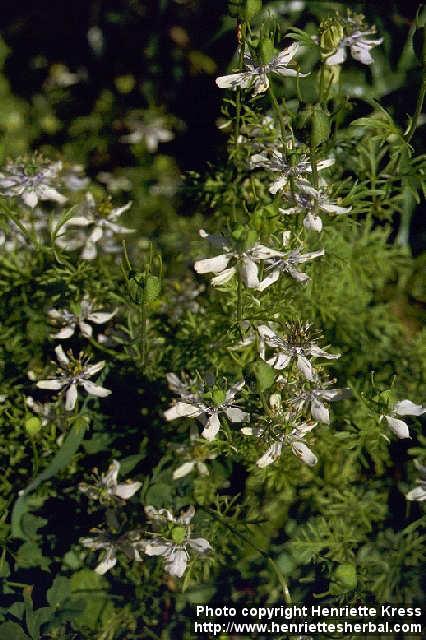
[[204, 507, 292, 604], [236, 269, 242, 323], [30, 437, 39, 476], [232, 25, 246, 223], [319, 64, 325, 104], [309, 131, 319, 190], [405, 26, 426, 144]]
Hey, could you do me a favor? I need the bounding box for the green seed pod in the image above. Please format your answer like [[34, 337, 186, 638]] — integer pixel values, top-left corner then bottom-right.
[[253, 360, 276, 391], [334, 563, 357, 591], [212, 388, 227, 406], [145, 275, 161, 303], [171, 526, 187, 544], [260, 37, 275, 64], [244, 228, 258, 249], [246, 0, 262, 21], [25, 416, 42, 436], [319, 17, 344, 59], [311, 105, 330, 148]]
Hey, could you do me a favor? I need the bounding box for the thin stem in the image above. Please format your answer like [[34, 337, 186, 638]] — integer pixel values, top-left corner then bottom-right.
[[236, 269, 242, 323], [204, 507, 292, 604], [405, 26, 426, 144]]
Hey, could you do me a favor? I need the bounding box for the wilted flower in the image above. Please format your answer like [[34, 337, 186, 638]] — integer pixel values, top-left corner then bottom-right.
[[26, 396, 58, 427], [258, 323, 340, 380], [289, 383, 351, 423], [120, 115, 174, 152], [79, 459, 141, 504], [279, 183, 351, 232], [81, 528, 146, 575], [406, 460, 426, 502], [144, 505, 211, 578], [36, 345, 111, 411], [382, 399, 425, 440], [164, 372, 249, 440], [216, 43, 308, 96], [257, 247, 325, 290], [0, 157, 65, 208], [250, 150, 334, 195], [173, 425, 217, 479], [194, 228, 284, 288], [56, 193, 133, 260], [48, 296, 117, 339]]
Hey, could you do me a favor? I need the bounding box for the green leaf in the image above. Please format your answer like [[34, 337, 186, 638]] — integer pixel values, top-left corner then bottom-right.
[[15, 542, 50, 571], [11, 418, 88, 539], [47, 576, 71, 609], [69, 570, 113, 631], [0, 622, 30, 640]]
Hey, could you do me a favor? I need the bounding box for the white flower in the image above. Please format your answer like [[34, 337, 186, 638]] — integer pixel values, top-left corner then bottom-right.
[[56, 193, 133, 260], [0, 158, 65, 208], [120, 116, 174, 152], [144, 505, 211, 578], [406, 460, 426, 502], [257, 323, 340, 380], [290, 384, 351, 423], [250, 151, 334, 195], [242, 408, 318, 468], [216, 43, 308, 96], [48, 296, 117, 339], [36, 345, 111, 411], [194, 228, 284, 289], [164, 373, 249, 441], [383, 399, 425, 440], [79, 459, 142, 503], [279, 183, 351, 232], [325, 28, 382, 67], [173, 425, 217, 479], [257, 247, 325, 291]]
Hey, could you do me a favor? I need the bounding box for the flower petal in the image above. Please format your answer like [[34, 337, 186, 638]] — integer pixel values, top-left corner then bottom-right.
[[385, 415, 411, 439], [173, 462, 196, 479], [202, 412, 221, 440], [292, 441, 318, 466], [115, 481, 142, 500], [81, 380, 112, 398], [194, 254, 231, 274], [393, 400, 425, 417], [257, 442, 283, 468], [65, 383, 78, 411], [225, 407, 249, 422], [164, 402, 202, 421], [311, 397, 329, 423], [37, 379, 63, 390]]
